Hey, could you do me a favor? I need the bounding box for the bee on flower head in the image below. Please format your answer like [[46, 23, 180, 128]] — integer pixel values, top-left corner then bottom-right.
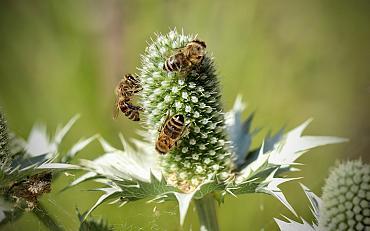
[[163, 39, 206, 72], [155, 114, 188, 154], [113, 74, 143, 121]]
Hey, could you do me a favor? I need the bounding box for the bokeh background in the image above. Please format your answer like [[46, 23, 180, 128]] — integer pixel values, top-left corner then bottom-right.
[[0, 0, 369, 230]]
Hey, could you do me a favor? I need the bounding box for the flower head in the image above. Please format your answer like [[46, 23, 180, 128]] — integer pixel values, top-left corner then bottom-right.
[[319, 160, 370, 231], [0, 111, 10, 169], [275, 160, 369, 231], [139, 30, 233, 191], [0, 114, 94, 223]]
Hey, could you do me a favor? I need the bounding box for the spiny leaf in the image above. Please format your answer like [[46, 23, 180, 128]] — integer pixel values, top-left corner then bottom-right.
[[82, 187, 122, 221], [62, 135, 97, 163]]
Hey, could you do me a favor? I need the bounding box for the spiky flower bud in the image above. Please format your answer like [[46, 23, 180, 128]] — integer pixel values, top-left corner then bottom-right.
[[0, 111, 10, 169], [319, 160, 370, 231], [138, 30, 234, 192]]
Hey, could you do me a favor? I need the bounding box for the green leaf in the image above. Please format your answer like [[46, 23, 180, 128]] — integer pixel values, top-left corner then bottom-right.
[[82, 187, 122, 221], [61, 135, 97, 163]]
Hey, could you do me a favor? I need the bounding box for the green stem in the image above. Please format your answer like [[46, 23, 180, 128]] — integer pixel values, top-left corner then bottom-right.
[[33, 202, 64, 231], [194, 194, 219, 231]]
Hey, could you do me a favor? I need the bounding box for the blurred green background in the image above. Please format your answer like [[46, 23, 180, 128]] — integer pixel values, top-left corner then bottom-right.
[[0, 0, 369, 230]]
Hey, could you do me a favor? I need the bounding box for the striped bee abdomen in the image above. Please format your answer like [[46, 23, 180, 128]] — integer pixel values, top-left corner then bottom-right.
[[155, 114, 186, 155]]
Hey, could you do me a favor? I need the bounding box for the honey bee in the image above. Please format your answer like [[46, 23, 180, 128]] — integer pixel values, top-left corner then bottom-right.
[[115, 74, 143, 98], [155, 114, 188, 154], [113, 96, 143, 121], [113, 74, 143, 121], [163, 39, 207, 72]]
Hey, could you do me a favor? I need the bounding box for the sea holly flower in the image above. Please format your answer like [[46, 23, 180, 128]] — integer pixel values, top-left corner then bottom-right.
[[68, 29, 346, 230], [275, 160, 370, 231], [139, 30, 234, 191], [0, 112, 95, 226]]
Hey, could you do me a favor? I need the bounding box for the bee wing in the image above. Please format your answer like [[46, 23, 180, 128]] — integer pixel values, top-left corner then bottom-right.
[[112, 99, 120, 119]]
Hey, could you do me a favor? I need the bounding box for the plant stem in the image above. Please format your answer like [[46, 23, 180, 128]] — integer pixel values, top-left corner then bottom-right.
[[33, 201, 64, 231], [194, 194, 219, 231]]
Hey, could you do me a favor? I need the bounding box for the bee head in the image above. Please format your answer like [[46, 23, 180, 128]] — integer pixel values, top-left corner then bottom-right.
[[174, 114, 185, 123], [192, 39, 207, 48]]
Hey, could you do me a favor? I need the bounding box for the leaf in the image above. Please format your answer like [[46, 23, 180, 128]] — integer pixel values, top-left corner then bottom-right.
[[236, 144, 270, 182], [98, 137, 118, 153], [194, 181, 224, 199], [25, 123, 50, 157], [172, 181, 214, 226], [80, 137, 160, 183], [256, 169, 299, 216], [174, 191, 198, 226], [274, 216, 316, 231], [274, 184, 321, 231], [82, 187, 122, 221], [10, 154, 49, 171], [53, 115, 80, 146], [269, 119, 348, 166], [225, 96, 260, 167], [64, 172, 98, 190], [257, 176, 299, 217], [37, 163, 80, 170], [62, 135, 97, 163], [300, 184, 321, 224], [243, 128, 284, 168]]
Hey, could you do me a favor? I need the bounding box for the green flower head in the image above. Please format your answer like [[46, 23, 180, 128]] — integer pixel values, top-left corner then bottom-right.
[[0, 111, 10, 169], [138, 30, 234, 192], [276, 160, 370, 231], [319, 160, 370, 231]]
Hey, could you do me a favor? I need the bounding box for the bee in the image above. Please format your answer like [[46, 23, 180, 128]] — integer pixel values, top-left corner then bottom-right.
[[163, 39, 207, 72], [115, 74, 143, 98], [155, 114, 188, 154], [113, 96, 143, 121], [113, 74, 143, 121]]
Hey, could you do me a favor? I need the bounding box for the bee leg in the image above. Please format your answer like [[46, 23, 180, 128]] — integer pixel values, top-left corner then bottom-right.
[[158, 111, 171, 132]]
